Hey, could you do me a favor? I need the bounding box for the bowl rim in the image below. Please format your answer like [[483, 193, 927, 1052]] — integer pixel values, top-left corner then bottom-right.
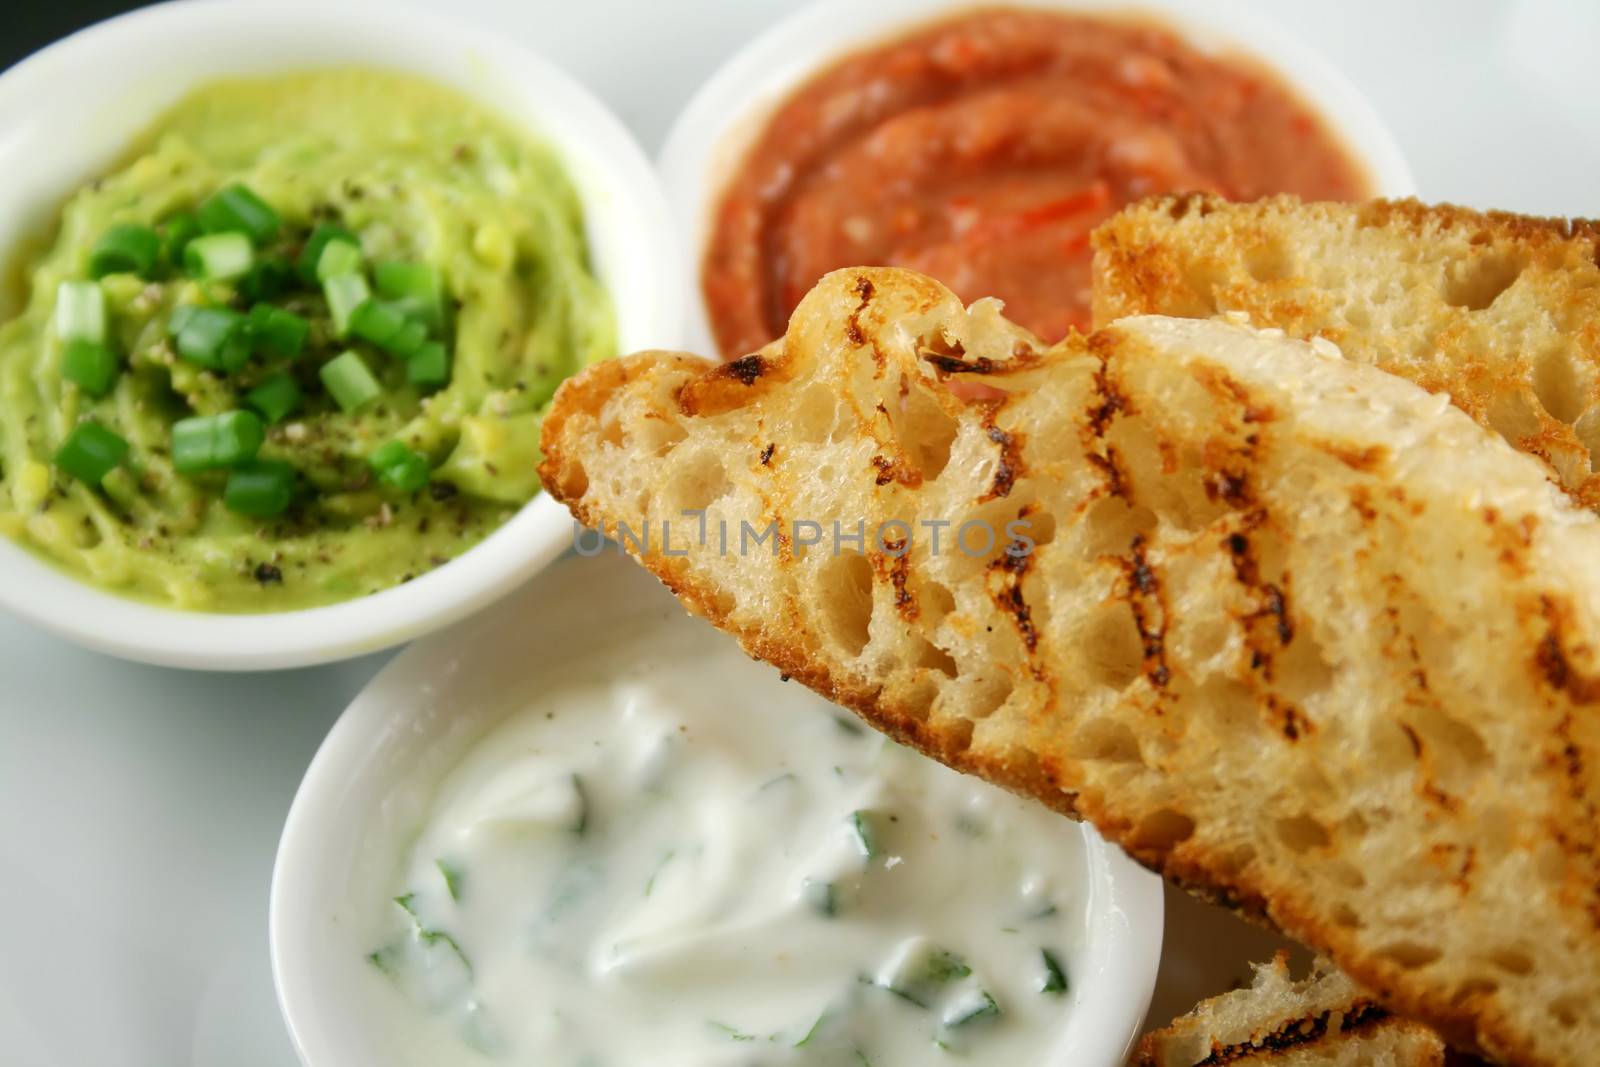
[[0, 0, 680, 671], [658, 0, 1419, 356], [270, 549, 1166, 1067]]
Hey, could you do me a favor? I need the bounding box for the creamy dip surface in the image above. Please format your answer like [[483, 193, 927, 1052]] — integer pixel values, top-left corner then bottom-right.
[[363, 613, 1093, 1065], [0, 69, 613, 611]]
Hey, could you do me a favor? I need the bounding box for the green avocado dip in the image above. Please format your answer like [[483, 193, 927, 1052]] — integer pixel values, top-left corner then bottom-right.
[[0, 69, 615, 612]]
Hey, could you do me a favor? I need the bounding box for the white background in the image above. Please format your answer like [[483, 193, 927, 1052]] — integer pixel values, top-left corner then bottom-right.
[[2, 1, 1595, 1063]]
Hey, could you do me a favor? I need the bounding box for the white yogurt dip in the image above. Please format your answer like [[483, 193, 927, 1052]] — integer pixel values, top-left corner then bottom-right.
[[361, 611, 1092, 1066]]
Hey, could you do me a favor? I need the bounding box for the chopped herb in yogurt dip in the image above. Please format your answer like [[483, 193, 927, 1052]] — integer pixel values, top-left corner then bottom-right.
[[365, 618, 1091, 1065]]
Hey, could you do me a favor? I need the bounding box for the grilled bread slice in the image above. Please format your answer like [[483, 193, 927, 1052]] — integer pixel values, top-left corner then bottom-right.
[[1135, 955, 1448, 1067], [1091, 195, 1600, 510], [539, 267, 1600, 1067]]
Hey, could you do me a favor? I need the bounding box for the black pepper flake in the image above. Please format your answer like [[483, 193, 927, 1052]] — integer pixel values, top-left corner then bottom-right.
[[430, 481, 459, 502], [254, 563, 284, 585]]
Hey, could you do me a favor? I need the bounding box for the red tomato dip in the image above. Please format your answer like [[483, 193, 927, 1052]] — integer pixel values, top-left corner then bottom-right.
[[702, 7, 1371, 355]]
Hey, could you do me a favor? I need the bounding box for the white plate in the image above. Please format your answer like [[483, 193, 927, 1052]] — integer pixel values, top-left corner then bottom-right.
[[3, 1, 1599, 1065]]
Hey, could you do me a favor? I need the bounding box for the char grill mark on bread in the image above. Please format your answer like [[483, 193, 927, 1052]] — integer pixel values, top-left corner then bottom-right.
[[1090, 194, 1600, 512], [538, 267, 1600, 1067], [1135, 954, 1448, 1067]]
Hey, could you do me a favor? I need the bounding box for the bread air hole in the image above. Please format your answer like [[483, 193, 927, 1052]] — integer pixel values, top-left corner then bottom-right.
[[1275, 814, 1330, 853], [1443, 252, 1525, 311], [1551, 995, 1582, 1028], [556, 459, 589, 499], [922, 580, 957, 624], [943, 716, 976, 756], [1275, 622, 1335, 705], [1104, 425, 1231, 533], [1326, 859, 1366, 890], [1574, 407, 1600, 473], [1379, 941, 1442, 970], [1486, 390, 1544, 446], [1243, 240, 1292, 284], [1073, 496, 1157, 559], [1079, 600, 1143, 690], [964, 670, 1014, 719], [1402, 703, 1491, 783], [1018, 506, 1056, 548], [900, 675, 939, 721], [1367, 718, 1422, 775], [909, 634, 958, 678], [818, 550, 874, 656], [1129, 807, 1195, 853], [894, 386, 958, 481], [793, 381, 840, 444], [1451, 978, 1500, 1005], [1069, 716, 1142, 763], [1487, 948, 1535, 976], [633, 415, 687, 456], [666, 455, 730, 514], [1532, 348, 1588, 425]]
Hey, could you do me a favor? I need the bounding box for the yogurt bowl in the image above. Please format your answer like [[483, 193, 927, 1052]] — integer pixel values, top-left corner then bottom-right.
[[0, 0, 681, 669], [660, 0, 1417, 357], [271, 551, 1165, 1067]]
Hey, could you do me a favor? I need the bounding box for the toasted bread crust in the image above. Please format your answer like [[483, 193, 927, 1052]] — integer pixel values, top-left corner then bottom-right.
[[1134, 954, 1447, 1067], [541, 268, 1600, 1067], [1091, 194, 1600, 511]]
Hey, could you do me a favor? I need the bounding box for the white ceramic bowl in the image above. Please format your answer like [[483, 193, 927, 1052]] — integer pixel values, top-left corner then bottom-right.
[[659, 0, 1418, 356], [271, 551, 1165, 1067], [0, 0, 682, 670]]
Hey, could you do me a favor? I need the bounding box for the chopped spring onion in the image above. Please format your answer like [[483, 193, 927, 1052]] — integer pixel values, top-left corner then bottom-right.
[[223, 459, 296, 517], [247, 303, 309, 358], [374, 261, 446, 331], [55, 281, 106, 343], [159, 212, 202, 271], [437, 860, 464, 903], [171, 306, 251, 372], [297, 222, 357, 283], [1039, 948, 1068, 994], [245, 372, 302, 425], [315, 238, 364, 282], [849, 810, 880, 860], [389, 318, 428, 358], [350, 299, 430, 358], [239, 254, 294, 303], [88, 224, 161, 278], [61, 339, 119, 397], [349, 298, 406, 347], [170, 410, 265, 473], [941, 989, 1001, 1029], [571, 774, 591, 834], [706, 1021, 756, 1042], [803, 878, 838, 917], [323, 273, 371, 338], [407, 341, 450, 389], [924, 949, 973, 983], [198, 183, 281, 243], [54, 420, 128, 486], [320, 350, 381, 412], [184, 232, 254, 282], [370, 440, 430, 493]]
